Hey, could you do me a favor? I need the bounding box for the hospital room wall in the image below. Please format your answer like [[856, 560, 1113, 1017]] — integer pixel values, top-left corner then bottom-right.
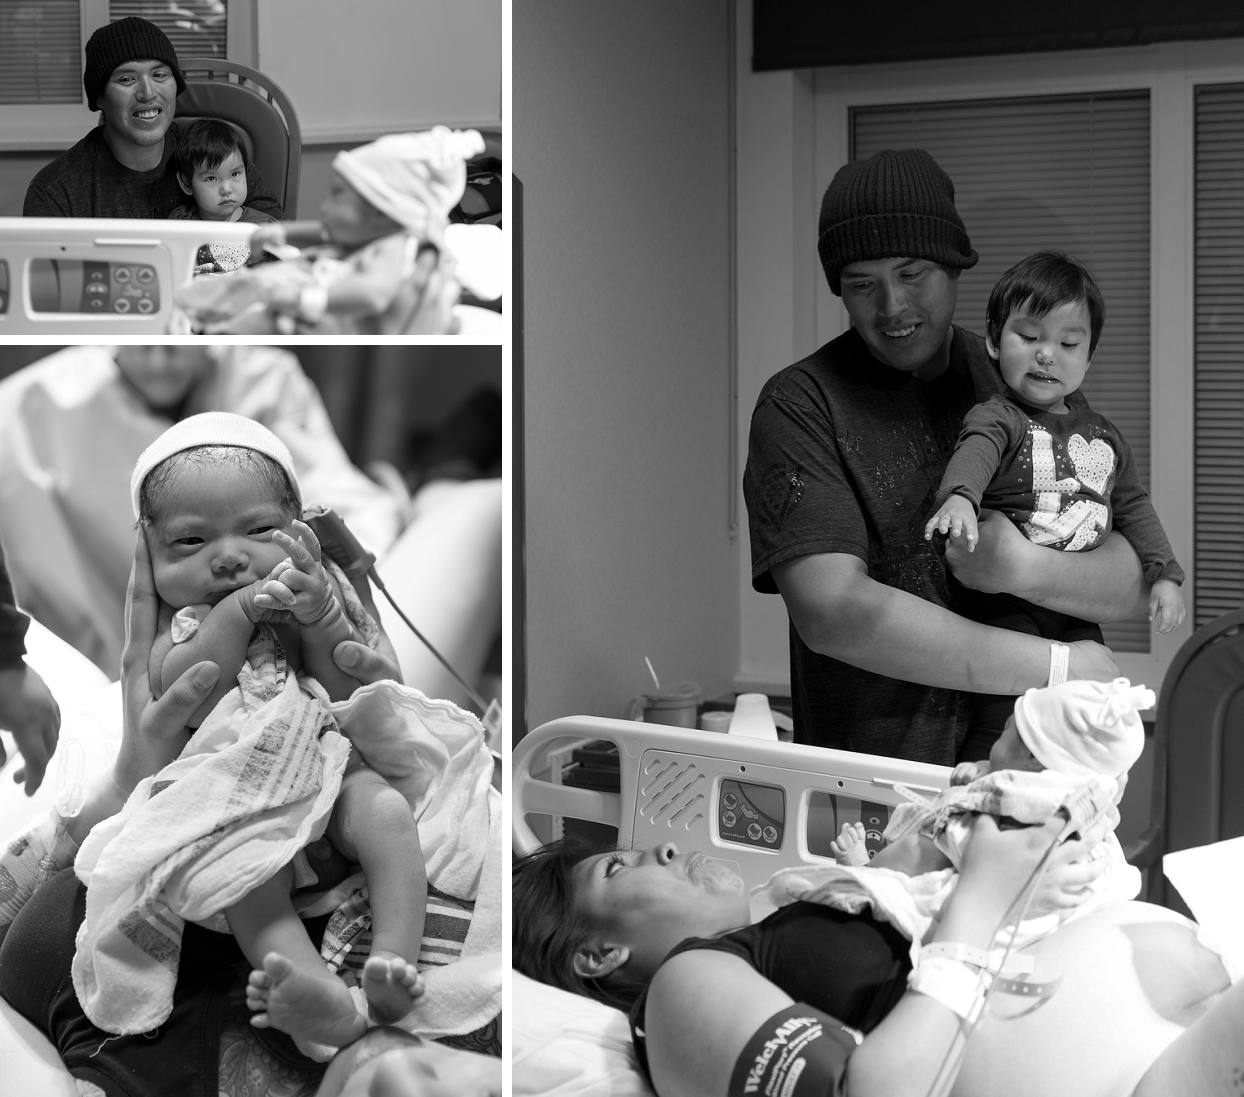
[[515, 1, 739, 735], [0, 0, 501, 217]]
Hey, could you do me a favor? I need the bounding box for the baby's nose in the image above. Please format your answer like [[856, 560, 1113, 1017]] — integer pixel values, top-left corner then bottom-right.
[[211, 546, 249, 574]]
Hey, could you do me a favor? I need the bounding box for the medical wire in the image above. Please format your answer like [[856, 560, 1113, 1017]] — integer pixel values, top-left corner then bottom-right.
[[368, 566, 492, 715], [920, 796, 1107, 1097]]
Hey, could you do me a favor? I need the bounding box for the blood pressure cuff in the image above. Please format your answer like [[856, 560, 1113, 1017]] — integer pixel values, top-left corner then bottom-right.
[[728, 1002, 860, 1097]]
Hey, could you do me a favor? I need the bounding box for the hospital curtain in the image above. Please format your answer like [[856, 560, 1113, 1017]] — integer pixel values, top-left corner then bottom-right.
[[1193, 84, 1244, 625], [852, 92, 1152, 653]]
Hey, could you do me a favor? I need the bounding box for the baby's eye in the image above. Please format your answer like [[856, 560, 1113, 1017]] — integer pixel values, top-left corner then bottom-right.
[[173, 536, 204, 548], [249, 525, 277, 536], [232, 169, 244, 179], [1061, 342, 1081, 350], [604, 853, 627, 878]]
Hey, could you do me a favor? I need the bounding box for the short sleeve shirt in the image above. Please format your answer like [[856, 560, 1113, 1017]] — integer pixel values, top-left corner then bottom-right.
[[743, 325, 1002, 764]]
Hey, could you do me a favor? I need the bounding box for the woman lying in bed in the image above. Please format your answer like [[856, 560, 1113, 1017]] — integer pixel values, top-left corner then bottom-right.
[[0, 534, 500, 1097], [513, 822, 1243, 1097]]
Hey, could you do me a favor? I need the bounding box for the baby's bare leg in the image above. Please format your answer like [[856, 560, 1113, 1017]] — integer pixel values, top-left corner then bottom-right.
[[229, 863, 366, 1048], [329, 764, 428, 1024]]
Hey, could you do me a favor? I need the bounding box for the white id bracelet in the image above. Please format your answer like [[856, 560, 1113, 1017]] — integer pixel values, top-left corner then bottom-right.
[[919, 941, 991, 970], [1048, 641, 1070, 686], [908, 957, 989, 1023], [298, 283, 329, 324]]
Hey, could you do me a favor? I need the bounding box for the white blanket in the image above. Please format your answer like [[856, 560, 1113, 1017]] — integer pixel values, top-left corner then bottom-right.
[[71, 630, 494, 1036]]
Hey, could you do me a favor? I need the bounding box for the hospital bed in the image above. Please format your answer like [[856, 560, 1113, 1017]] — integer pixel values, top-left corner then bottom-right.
[[512, 715, 952, 1097], [0, 216, 255, 333]]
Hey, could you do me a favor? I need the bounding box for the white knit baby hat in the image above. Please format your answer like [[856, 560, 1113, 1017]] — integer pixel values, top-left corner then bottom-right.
[[1013, 677, 1154, 779], [130, 411, 299, 518]]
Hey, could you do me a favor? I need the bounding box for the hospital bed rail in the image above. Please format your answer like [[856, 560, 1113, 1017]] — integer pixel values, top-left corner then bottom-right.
[[513, 715, 951, 894]]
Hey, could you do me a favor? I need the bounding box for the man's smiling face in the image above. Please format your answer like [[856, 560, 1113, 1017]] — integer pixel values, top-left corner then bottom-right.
[[98, 58, 177, 157]]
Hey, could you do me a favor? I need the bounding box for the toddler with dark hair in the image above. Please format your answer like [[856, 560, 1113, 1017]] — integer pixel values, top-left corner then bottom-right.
[[924, 250, 1184, 744], [170, 118, 278, 273]]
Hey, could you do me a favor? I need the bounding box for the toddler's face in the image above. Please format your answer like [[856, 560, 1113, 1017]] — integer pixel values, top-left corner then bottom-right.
[[146, 462, 293, 609], [987, 298, 1092, 412], [184, 148, 249, 221], [320, 172, 401, 247], [988, 716, 1044, 773]]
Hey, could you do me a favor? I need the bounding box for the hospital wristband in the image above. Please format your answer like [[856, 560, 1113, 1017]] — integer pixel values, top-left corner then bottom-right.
[[298, 283, 329, 324], [919, 941, 992, 971], [1047, 641, 1070, 687], [908, 956, 990, 1023]]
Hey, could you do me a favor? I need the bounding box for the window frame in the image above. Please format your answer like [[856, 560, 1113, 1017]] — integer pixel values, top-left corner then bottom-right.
[[0, 0, 256, 151], [734, 31, 1244, 697]]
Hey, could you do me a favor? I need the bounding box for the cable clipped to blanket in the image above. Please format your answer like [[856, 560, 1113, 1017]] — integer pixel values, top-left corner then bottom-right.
[[304, 506, 501, 740]]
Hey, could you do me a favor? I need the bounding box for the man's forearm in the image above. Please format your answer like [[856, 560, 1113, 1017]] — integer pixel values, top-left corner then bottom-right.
[[1009, 532, 1149, 622], [775, 556, 1060, 696]]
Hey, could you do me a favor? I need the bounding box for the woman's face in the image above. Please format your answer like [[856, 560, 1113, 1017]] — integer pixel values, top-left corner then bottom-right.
[[115, 346, 212, 413], [145, 461, 292, 608], [572, 843, 750, 979]]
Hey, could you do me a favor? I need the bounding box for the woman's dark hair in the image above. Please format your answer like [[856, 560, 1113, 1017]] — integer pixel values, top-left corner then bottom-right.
[[173, 118, 248, 183], [985, 250, 1106, 358], [139, 445, 300, 524], [512, 840, 647, 1012]]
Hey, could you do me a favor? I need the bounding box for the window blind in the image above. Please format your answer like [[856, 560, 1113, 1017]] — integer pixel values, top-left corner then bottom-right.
[[0, 1, 81, 105], [1193, 84, 1244, 624], [109, 0, 227, 60], [0, 1, 229, 107], [853, 92, 1153, 652]]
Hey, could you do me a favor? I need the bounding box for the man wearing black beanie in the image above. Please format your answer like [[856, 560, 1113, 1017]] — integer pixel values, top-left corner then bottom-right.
[[743, 148, 1143, 767], [23, 16, 280, 220]]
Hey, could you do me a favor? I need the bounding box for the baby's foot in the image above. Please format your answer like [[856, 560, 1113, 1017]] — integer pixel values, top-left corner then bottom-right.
[[246, 951, 367, 1048], [362, 950, 425, 1024], [831, 821, 870, 866]]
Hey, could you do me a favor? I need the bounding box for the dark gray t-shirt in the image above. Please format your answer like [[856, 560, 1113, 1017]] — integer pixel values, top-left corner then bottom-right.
[[743, 325, 1002, 765]]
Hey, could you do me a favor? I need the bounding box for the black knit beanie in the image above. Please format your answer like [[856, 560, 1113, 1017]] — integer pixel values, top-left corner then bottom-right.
[[817, 149, 978, 296], [83, 17, 186, 111]]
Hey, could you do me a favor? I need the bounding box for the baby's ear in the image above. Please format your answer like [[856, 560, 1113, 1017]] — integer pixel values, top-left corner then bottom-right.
[[176, 173, 193, 196], [985, 334, 1000, 361]]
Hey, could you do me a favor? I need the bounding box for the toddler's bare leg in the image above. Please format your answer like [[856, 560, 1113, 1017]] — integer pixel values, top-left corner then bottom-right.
[[229, 863, 367, 1048], [329, 764, 428, 1023]]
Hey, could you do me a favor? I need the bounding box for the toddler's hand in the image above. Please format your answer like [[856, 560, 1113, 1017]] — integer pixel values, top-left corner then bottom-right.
[[1149, 579, 1186, 634], [924, 495, 978, 550]]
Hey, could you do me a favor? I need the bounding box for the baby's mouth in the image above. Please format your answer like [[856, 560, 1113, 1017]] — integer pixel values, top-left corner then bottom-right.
[[1028, 370, 1059, 384]]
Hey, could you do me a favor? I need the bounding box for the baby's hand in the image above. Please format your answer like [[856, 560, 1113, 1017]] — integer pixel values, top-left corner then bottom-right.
[[257, 522, 338, 626], [250, 223, 288, 263], [951, 760, 989, 786], [924, 495, 978, 550], [1149, 579, 1186, 634]]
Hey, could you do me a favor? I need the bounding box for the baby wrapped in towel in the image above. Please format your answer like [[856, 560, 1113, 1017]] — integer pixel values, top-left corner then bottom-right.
[[760, 678, 1150, 965], [72, 412, 495, 1057]]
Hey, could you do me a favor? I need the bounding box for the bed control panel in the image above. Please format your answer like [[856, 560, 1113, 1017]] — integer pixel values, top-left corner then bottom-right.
[[718, 778, 784, 850]]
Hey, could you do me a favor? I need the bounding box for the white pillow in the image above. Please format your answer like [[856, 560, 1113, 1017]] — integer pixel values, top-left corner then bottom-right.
[[511, 971, 654, 1097]]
